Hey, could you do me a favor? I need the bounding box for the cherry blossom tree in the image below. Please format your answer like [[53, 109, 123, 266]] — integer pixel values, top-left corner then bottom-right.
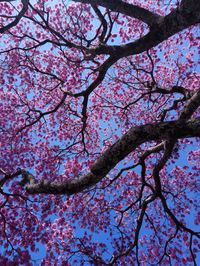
[[0, 0, 200, 264]]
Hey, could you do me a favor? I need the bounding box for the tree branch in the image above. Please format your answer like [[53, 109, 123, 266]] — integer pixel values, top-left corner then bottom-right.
[[26, 117, 200, 195], [0, 0, 29, 34], [73, 0, 162, 27], [179, 89, 200, 119], [89, 0, 200, 58]]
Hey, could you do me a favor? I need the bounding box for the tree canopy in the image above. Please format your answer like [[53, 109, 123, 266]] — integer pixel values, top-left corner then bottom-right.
[[0, 0, 199, 264]]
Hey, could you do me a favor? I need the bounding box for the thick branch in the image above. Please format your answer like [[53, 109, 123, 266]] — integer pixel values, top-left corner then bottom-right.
[[90, 0, 200, 58], [27, 117, 200, 195], [180, 89, 200, 119], [70, 0, 200, 101], [73, 0, 162, 27], [0, 0, 29, 34]]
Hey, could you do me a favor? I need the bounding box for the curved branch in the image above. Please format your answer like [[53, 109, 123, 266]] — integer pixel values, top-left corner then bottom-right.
[[26, 117, 200, 195], [73, 0, 162, 27], [90, 0, 200, 58]]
